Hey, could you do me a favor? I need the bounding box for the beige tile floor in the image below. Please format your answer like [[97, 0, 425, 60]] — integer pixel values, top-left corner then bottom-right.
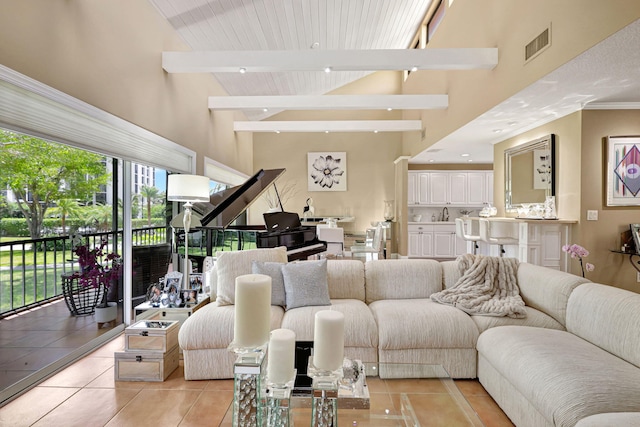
[[0, 331, 515, 427], [0, 298, 118, 392]]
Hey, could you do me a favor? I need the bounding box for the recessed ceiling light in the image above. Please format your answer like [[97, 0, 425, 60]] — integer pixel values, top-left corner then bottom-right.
[[508, 121, 517, 126], [262, 108, 268, 112], [325, 130, 329, 134], [387, 107, 393, 111], [324, 66, 332, 73], [311, 42, 320, 49], [410, 66, 418, 72], [275, 130, 280, 134], [493, 129, 503, 133], [429, 159, 435, 163], [467, 159, 473, 162], [374, 130, 379, 133], [239, 67, 246, 74], [461, 153, 470, 157]]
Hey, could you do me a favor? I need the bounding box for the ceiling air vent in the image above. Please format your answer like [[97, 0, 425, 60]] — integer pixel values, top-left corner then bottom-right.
[[525, 26, 551, 63]]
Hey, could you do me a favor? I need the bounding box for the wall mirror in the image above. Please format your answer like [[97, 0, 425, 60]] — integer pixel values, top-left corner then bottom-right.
[[505, 134, 555, 210]]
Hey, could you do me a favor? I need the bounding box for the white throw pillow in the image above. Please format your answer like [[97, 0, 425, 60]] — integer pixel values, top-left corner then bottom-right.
[[252, 260, 286, 307], [215, 247, 288, 305], [281, 259, 331, 310]]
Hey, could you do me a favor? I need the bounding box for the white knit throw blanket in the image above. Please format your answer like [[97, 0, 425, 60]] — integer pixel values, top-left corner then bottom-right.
[[431, 254, 526, 318]]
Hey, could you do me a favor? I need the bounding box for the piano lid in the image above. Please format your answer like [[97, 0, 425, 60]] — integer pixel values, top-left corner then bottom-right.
[[191, 168, 285, 229]]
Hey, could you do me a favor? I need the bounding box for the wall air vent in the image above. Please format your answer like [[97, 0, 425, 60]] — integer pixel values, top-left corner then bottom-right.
[[525, 26, 551, 63]]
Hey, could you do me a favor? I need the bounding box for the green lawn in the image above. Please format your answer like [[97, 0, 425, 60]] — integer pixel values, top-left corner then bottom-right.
[[1, 265, 67, 313], [0, 230, 256, 315]]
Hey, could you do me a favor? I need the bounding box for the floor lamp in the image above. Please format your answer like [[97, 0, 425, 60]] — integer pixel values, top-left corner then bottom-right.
[[167, 174, 210, 276]]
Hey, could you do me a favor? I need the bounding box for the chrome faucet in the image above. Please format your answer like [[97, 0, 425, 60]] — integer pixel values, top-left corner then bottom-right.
[[442, 207, 449, 222]]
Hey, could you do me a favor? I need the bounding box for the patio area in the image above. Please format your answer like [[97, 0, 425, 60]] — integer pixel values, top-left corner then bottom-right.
[[0, 298, 118, 394]]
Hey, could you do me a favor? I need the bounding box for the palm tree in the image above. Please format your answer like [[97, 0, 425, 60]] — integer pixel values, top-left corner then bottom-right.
[[48, 198, 81, 234], [139, 185, 163, 227], [87, 204, 112, 232]]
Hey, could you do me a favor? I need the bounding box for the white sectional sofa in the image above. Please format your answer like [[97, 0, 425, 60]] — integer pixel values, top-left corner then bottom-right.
[[178, 247, 640, 426]]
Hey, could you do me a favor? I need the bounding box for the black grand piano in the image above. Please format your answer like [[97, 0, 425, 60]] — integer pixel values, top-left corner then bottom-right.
[[190, 168, 327, 261]]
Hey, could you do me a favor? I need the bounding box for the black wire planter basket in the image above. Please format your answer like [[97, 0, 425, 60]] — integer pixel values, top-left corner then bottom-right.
[[61, 273, 105, 316]]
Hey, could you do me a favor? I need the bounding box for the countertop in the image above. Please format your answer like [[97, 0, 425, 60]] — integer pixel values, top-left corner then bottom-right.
[[408, 221, 455, 225], [462, 216, 578, 224]]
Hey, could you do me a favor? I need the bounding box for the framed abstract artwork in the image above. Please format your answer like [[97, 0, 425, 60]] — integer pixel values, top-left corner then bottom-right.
[[307, 152, 347, 191], [606, 136, 640, 206]]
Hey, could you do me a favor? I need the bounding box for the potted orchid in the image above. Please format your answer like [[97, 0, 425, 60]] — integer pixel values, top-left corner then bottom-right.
[[69, 234, 122, 322], [562, 243, 595, 278]]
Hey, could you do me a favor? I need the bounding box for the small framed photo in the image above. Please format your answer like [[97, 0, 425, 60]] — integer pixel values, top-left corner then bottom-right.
[[164, 271, 183, 294], [189, 273, 203, 293], [630, 224, 640, 254], [182, 289, 199, 305]]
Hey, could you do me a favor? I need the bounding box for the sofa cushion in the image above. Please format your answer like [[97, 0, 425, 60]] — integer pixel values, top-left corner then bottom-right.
[[575, 412, 640, 427], [566, 283, 640, 369], [477, 326, 640, 427], [471, 306, 564, 333], [516, 262, 588, 326], [365, 259, 442, 303], [441, 260, 461, 289], [280, 299, 378, 349], [370, 299, 478, 349], [179, 303, 285, 350], [215, 247, 288, 305], [252, 261, 286, 307], [281, 259, 331, 310], [326, 260, 365, 301]]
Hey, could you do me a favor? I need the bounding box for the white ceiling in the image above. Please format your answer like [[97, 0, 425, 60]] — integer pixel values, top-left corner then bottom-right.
[[149, 1, 640, 164], [150, 0, 434, 121], [413, 18, 640, 164]]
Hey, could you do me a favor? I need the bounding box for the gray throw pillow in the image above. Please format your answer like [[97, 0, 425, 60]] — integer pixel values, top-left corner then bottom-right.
[[251, 260, 286, 307], [281, 258, 331, 310]]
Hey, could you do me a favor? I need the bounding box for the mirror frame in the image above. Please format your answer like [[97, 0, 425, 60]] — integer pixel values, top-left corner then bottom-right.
[[505, 134, 555, 210]]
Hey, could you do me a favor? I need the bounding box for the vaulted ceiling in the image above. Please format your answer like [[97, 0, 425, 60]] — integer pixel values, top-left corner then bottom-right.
[[150, 0, 435, 121], [149, 1, 640, 164]]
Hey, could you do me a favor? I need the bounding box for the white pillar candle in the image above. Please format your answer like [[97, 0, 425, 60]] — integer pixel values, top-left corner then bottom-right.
[[267, 328, 296, 385], [313, 310, 345, 371], [234, 274, 271, 348]]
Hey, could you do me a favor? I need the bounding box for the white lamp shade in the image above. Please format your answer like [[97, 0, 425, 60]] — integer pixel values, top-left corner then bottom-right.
[[167, 174, 210, 202]]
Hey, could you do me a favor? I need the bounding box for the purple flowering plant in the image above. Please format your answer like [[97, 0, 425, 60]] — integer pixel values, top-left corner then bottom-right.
[[562, 243, 595, 278], [71, 234, 122, 293]]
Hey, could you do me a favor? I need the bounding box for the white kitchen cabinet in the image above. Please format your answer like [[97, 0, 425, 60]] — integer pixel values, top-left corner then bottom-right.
[[408, 171, 492, 207], [428, 172, 467, 205], [407, 172, 417, 206], [517, 220, 572, 271], [407, 224, 434, 258], [408, 224, 464, 259], [486, 172, 494, 205], [407, 172, 430, 205], [433, 227, 456, 257], [467, 172, 494, 206]]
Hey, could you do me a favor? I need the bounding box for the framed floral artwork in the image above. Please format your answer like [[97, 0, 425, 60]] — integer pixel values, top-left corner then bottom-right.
[[307, 152, 347, 191], [606, 136, 640, 206]]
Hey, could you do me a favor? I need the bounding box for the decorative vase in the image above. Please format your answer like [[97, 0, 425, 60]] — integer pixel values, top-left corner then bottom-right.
[[544, 196, 557, 218], [94, 302, 117, 327], [383, 200, 394, 221]]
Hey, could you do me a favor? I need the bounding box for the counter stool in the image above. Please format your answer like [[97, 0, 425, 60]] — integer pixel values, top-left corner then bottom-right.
[[479, 218, 519, 257], [455, 218, 480, 255]]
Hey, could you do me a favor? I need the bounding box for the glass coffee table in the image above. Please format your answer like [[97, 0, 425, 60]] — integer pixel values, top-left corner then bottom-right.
[[220, 363, 484, 426]]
